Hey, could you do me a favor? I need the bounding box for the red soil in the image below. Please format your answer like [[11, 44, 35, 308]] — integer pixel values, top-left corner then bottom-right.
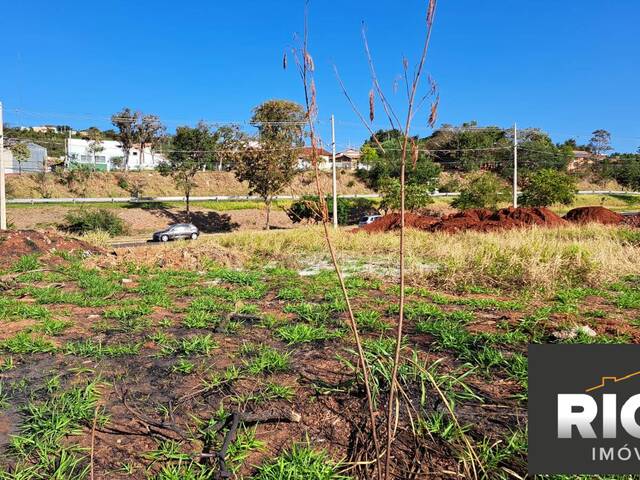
[[359, 212, 440, 233], [563, 206, 624, 225], [0, 230, 102, 269], [360, 207, 566, 234]]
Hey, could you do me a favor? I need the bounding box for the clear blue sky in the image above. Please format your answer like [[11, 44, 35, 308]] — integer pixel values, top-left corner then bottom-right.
[[1, 0, 639, 152]]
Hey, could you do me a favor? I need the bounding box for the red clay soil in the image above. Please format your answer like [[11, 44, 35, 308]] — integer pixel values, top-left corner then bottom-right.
[[359, 212, 440, 233], [361, 207, 566, 234], [0, 230, 102, 269], [563, 206, 624, 225]]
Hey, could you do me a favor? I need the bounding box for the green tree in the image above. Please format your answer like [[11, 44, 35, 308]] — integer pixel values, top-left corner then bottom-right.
[[235, 100, 306, 229], [211, 125, 244, 171], [158, 122, 215, 215], [611, 153, 640, 190], [589, 130, 615, 185], [9, 143, 30, 174], [85, 129, 104, 171], [451, 171, 509, 210], [111, 108, 140, 170], [588, 129, 613, 156], [519, 168, 577, 207], [378, 178, 433, 212]]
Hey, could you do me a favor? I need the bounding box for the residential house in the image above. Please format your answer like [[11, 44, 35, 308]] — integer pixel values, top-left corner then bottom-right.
[[3, 142, 48, 174], [296, 147, 332, 170], [66, 138, 166, 171], [296, 147, 367, 171], [335, 148, 363, 170]]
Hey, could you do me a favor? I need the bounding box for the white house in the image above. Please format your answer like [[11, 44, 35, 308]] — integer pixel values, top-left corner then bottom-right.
[[3, 142, 48, 174], [66, 138, 166, 171]]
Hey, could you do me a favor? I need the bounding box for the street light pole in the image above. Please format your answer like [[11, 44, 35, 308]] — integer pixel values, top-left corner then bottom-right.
[[0, 102, 7, 230], [513, 122, 518, 208], [331, 114, 338, 229]]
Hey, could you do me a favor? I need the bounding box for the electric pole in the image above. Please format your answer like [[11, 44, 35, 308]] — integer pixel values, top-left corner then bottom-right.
[[331, 114, 338, 229], [0, 102, 6, 230], [513, 122, 518, 208]]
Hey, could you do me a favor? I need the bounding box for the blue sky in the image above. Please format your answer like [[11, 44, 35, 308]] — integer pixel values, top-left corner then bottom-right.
[[1, 0, 639, 152]]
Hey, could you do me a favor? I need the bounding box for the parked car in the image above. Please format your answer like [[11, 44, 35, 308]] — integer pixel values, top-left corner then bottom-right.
[[358, 214, 382, 227], [152, 223, 199, 242]]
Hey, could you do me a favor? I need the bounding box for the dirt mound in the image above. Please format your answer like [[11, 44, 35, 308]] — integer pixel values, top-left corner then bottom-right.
[[564, 206, 624, 225], [359, 212, 440, 233], [0, 230, 103, 269], [359, 207, 566, 234], [94, 242, 246, 271]]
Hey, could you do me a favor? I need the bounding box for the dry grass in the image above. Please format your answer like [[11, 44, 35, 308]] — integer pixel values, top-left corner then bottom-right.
[[7, 170, 372, 199], [213, 224, 640, 292]]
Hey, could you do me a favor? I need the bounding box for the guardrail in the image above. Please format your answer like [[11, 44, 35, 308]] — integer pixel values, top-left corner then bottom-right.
[[5, 190, 640, 205]]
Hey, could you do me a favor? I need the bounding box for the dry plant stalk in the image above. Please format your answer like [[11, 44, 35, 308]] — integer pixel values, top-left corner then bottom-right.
[[287, 12, 384, 480], [336, 2, 440, 477]]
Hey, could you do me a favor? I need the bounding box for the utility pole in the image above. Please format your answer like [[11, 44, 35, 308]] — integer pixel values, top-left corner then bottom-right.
[[331, 114, 338, 229], [0, 102, 6, 230], [512, 122, 518, 208]]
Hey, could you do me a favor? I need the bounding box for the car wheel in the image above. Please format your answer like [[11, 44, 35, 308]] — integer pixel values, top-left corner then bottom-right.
[[190, 233, 198, 240], [161, 235, 169, 242]]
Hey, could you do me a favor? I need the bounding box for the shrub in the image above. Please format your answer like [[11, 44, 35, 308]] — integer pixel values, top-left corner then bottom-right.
[[452, 172, 509, 210], [379, 178, 433, 212], [520, 168, 577, 207], [63, 208, 127, 236], [286, 196, 375, 225]]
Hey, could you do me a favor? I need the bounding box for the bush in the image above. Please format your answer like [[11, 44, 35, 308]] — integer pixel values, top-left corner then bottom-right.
[[520, 168, 577, 207], [379, 178, 433, 212], [63, 209, 127, 236], [452, 172, 509, 210], [286, 196, 376, 225]]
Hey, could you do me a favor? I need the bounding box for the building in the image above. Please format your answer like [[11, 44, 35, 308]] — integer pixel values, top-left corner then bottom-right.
[[296, 147, 367, 171], [296, 147, 332, 170], [335, 148, 363, 170], [3, 142, 48, 174], [66, 138, 166, 171]]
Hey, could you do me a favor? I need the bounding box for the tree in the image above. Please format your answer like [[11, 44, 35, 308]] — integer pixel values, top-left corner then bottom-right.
[[378, 178, 433, 212], [85, 129, 104, 171], [235, 100, 306, 229], [138, 114, 165, 168], [589, 130, 614, 185], [611, 153, 640, 190], [519, 168, 577, 207], [9, 143, 30, 174], [158, 122, 215, 215], [211, 125, 244, 171], [451, 171, 509, 210], [111, 108, 140, 170], [589, 129, 613, 156]]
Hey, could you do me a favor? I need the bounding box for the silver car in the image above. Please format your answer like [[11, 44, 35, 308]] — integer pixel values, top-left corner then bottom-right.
[[152, 223, 199, 242], [358, 215, 382, 227]]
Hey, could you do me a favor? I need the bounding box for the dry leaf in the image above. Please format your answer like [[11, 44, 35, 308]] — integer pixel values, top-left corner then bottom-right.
[[369, 89, 375, 123], [283, 52, 288, 70], [305, 52, 315, 72], [427, 0, 437, 26], [429, 94, 440, 128]]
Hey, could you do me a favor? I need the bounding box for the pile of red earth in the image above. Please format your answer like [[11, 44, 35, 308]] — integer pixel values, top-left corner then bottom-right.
[[360, 207, 567, 234], [0, 230, 103, 269], [563, 206, 624, 225]]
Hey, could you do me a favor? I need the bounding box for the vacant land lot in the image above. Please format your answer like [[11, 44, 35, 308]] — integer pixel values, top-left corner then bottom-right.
[[0, 225, 639, 479]]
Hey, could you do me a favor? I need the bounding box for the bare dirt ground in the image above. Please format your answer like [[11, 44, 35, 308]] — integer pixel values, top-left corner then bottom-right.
[[1, 227, 639, 478], [8, 205, 295, 234]]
